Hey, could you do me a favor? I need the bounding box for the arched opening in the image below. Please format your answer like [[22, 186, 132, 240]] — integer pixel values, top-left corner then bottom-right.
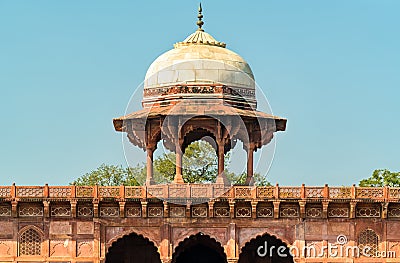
[[172, 233, 227, 263], [238, 233, 294, 263], [106, 232, 161, 263], [19, 227, 42, 256], [182, 139, 218, 183], [358, 228, 379, 257]]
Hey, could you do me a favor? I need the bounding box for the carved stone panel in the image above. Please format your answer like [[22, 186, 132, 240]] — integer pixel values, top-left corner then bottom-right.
[[328, 207, 349, 218], [51, 206, 71, 217], [19, 204, 43, 217], [148, 206, 163, 217], [305, 222, 323, 240], [50, 239, 70, 257], [387, 222, 400, 240], [0, 222, 13, 239], [280, 204, 299, 218], [170, 207, 185, 218], [306, 206, 322, 218], [99, 206, 119, 217], [356, 205, 380, 218], [192, 206, 207, 217], [236, 207, 251, 218], [0, 205, 11, 217], [50, 221, 72, 235], [77, 222, 94, 235], [0, 240, 12, 256], [327, 223, 350, 236], [77, 240, 93, 257], [77, 204, 93, 217]]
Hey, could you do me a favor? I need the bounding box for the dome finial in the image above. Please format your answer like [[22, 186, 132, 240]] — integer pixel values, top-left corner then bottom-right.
[[197, 3, 204, 31]]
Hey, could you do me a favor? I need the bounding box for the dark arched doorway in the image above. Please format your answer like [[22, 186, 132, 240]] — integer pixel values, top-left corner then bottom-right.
[[238, 234, 294, 263], [172, 233, 227, 263], [106, 232, 161, 263]]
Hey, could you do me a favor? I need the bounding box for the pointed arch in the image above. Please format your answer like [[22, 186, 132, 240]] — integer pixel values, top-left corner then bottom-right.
[[172, 232, 227, 263], [18, 225, 43, 256], [358, 228, 379, 257], [238, 233, 294, 263], [106, 232, 161, 263]]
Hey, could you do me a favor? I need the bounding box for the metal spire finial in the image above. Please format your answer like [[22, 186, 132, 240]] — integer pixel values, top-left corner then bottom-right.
[[197, 3, 204, 31]]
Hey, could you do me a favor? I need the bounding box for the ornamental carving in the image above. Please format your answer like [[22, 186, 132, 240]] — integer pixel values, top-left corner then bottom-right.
[[356, 188, 384, 199], [126, 206, 141, 217], [328, 207, 349, 218], [169, 186, 186, 198], [99, 187, 120, 198], [77, 222, 94, 235], [213, 186, 230, 198], [389, 188, 400, 199], [77, 205, 93, 217], [99, 206, 119, 217], [329, 187, 351, 198], [0, 205, 11, 217], [358, 229, 379, 256], [306, 207, 322, 218], [279, 187, 301, 199], [49, 187, 72, 198], [125, 187, 143, 198], [236, 207, 251, 217], [51, 206, 71, 217], [19, 228, 42, 256], [0, 241, 11, 256], [191, 186, 209, 198], [306, 188, 324, 198], [148, 207, 163, 217], [388, 206, 400, 218], [192, 206, 207, 217], [50, 240, 69, 257], [356, 206, 380, 218], [17, 187, 44, 197], [257, 187, 274, 198], [76, 186, 94, 197], [280, 206, 299, 217], [235, 187, 251, 198], [257, 207, 273, 217], [50, 222, 72, 235], [0, 187, 11, 198], [19, 206, 43, 217], [170, 207, 185, 217], [147, 187, 164, 198], [77, 240, 93, 257], [143, 85, 255, 98], [214, 206, 230, 217]]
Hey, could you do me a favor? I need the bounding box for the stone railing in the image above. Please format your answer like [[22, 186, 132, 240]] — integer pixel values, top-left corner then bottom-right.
[[0, 184, 398, 201]]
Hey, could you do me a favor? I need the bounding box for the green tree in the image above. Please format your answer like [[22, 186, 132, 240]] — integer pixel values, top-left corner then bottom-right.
[[71, 141, 271, 186], [359, 169, 400, 187], [71, 164, 145, 186], [153, 141, 218, 183]]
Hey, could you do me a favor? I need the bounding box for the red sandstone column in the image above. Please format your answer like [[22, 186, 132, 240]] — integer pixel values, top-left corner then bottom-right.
[[174, 143, 184, 184], [216, 142, 228, 184], [245, 144, 254, 185], [146, 146, 155, 185]]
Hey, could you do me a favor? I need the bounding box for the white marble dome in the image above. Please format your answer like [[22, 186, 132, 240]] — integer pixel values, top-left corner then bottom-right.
[[144, 30, 255, 91]]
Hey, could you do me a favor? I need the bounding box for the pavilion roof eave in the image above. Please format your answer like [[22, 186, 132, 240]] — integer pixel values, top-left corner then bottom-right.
[[113, 105, 286, 132]]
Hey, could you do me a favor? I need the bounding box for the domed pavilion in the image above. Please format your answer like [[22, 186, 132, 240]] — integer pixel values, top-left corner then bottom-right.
[[113, 4, 286, 185]]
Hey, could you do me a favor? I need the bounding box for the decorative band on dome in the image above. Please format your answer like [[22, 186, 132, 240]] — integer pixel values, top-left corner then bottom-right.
[[174, 30, 226, 48]]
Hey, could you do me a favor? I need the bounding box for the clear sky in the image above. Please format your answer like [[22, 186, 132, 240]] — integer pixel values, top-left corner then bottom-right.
[[0, 0, 399, 186]]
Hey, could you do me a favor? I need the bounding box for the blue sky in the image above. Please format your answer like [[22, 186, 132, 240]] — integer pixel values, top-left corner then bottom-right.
[[0, 1, 399, 186]]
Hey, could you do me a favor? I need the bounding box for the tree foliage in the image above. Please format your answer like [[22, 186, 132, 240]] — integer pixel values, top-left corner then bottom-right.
[[359, 169, 400, 187], [71, 141, 271, 186], [71, 164, 144, 186]]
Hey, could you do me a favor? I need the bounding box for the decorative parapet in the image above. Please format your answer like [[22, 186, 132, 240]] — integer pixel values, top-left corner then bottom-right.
[[0, 184, 398, 202]]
